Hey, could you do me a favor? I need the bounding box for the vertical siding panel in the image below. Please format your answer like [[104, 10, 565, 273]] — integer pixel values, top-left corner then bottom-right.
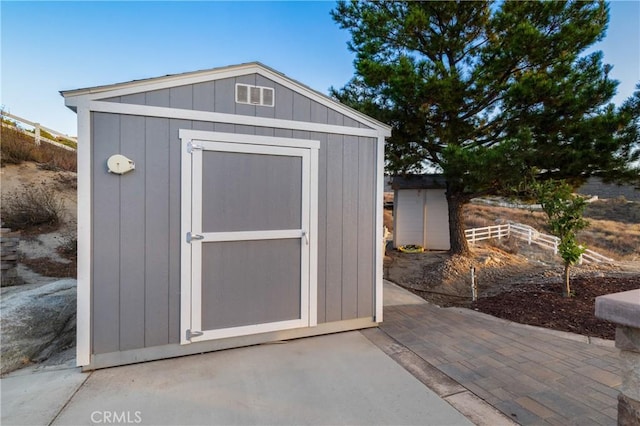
[[144, 117, 170, 347], [169, 85, 193, 110], [100, 96, 121, 103], [325, 133, 343, 322], [274, 128, 293, 138], [119, 115, 146, 351], [310, 103, 328, 125], [235, 75, 257, 117], [328, 109, 344, 127], [192, 81, 215, 113], [293, 93, 311, 140], [120, 93, 145, 105], [92, 113, 121, 354], [343, 116, 359, 128], [168, 119, 191, 343], [254, 127, 275, 137], [314, 132, 328, 323], [193, 82, 216, 131], [341, 136, 359, 319], [357, 138, 375, 317], [255, 75, 276, 119], [292, 130, 309, 140], [214, 123, 235, 133], [192, 120, 215, 132], [236, 125, 255, 135], [293, 92, 311, 122], [145, 89, 170, 108], [214, 78, 236, 114], [274, 84, 294, 120]]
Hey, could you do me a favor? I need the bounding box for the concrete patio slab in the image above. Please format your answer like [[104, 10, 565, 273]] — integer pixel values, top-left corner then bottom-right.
[[384, 279, 426, 306], [48, 332, 471, 426], [1, 366, 88, 426]]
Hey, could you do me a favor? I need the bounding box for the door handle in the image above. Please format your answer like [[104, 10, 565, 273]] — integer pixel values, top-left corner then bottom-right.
[[302, 231, 309, 245], [187, 232, 205, 243]]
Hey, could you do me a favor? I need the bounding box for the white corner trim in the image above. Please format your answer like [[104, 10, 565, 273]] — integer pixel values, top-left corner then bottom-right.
[[179, 136, 193, 345], [76, 103, 91, 367], [375, 135, 385, 323], [91, 101, 381, 138], [308, 147, 319, 327]]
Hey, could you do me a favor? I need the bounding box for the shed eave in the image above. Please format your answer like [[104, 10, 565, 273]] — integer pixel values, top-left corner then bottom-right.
[[59, 62, 262, 99]]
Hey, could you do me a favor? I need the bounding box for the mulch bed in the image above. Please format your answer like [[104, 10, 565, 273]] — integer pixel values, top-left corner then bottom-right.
[[471, 276, 639, 340]]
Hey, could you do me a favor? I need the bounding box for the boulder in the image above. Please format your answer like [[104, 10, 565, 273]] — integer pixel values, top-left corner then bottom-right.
[[1, 279, 76, 375]]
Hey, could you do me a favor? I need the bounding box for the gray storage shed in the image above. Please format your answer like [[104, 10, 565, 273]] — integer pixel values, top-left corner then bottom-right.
[[62, 62, 391, 370], [392, 175, 450, 251]]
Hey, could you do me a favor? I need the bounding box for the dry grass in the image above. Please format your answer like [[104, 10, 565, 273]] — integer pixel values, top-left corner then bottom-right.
[[465, 201, 640, 261], [1, 126, 76, 172]]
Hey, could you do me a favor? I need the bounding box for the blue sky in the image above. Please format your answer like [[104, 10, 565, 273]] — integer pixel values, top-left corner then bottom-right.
[[1, 1, 639, 137]]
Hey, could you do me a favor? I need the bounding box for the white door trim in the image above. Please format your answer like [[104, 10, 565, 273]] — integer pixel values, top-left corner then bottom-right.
[[180, 131, 319, 345]]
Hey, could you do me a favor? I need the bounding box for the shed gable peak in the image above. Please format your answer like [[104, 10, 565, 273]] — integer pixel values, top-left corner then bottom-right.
[[60, 62, 390, 134]]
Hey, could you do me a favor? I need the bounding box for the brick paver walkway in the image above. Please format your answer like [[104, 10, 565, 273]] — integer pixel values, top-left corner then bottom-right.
[[380, 303, 621, 425]]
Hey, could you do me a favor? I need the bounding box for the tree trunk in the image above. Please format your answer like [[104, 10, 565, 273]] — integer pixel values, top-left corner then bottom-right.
[[446, 192, 471, 256], [564, 263, 571, 297]]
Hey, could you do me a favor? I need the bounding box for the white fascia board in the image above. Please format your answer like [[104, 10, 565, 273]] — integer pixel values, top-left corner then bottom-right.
[[181, 129, 320, 150], [374, 135, 385, 323], [61, 63, 262, 100], [179, 137, 194, 345], [90, 101, 381, 138], [62, 63, 391, 136], [308, 147, 319, 327], [75, 100, 91, 366]]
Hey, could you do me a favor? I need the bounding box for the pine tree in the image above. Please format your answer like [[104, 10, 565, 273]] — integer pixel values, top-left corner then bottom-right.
[[331, 1, 639, 255]]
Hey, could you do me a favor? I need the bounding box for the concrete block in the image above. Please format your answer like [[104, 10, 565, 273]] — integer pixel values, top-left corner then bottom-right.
[[595, 290, 640, 328], [617, 327, 640, 353], [620, 350, 640, 401], [618, 394, 640, 426]]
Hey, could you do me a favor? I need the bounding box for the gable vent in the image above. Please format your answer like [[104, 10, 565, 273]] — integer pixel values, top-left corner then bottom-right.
[[236, 84, 249, 104], [235, 83, 275, 107]]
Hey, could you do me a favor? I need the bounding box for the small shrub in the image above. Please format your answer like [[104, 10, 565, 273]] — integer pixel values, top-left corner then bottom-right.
[[1, 185, 65, 230], [1, 127, 38, 165]]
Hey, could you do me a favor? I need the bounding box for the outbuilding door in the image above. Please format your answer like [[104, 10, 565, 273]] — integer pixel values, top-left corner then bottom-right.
[[180, 131, 318, 345]]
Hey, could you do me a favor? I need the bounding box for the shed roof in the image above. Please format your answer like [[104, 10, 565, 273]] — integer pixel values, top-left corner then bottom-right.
[[391, 174, 447, 190], [60, 62, 391, 135]]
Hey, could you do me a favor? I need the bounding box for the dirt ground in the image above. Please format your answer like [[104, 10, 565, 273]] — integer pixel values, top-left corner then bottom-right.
[[384, 241, 640, 340], [1, 162, 77, 283]]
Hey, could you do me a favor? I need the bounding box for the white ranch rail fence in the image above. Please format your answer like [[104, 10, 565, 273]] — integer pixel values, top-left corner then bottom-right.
[[1, 111, 76, 152], [465, 222, 614, 264]]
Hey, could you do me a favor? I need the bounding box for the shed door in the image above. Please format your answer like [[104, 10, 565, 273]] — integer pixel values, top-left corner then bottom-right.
[[180, 133, 318, 345]]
